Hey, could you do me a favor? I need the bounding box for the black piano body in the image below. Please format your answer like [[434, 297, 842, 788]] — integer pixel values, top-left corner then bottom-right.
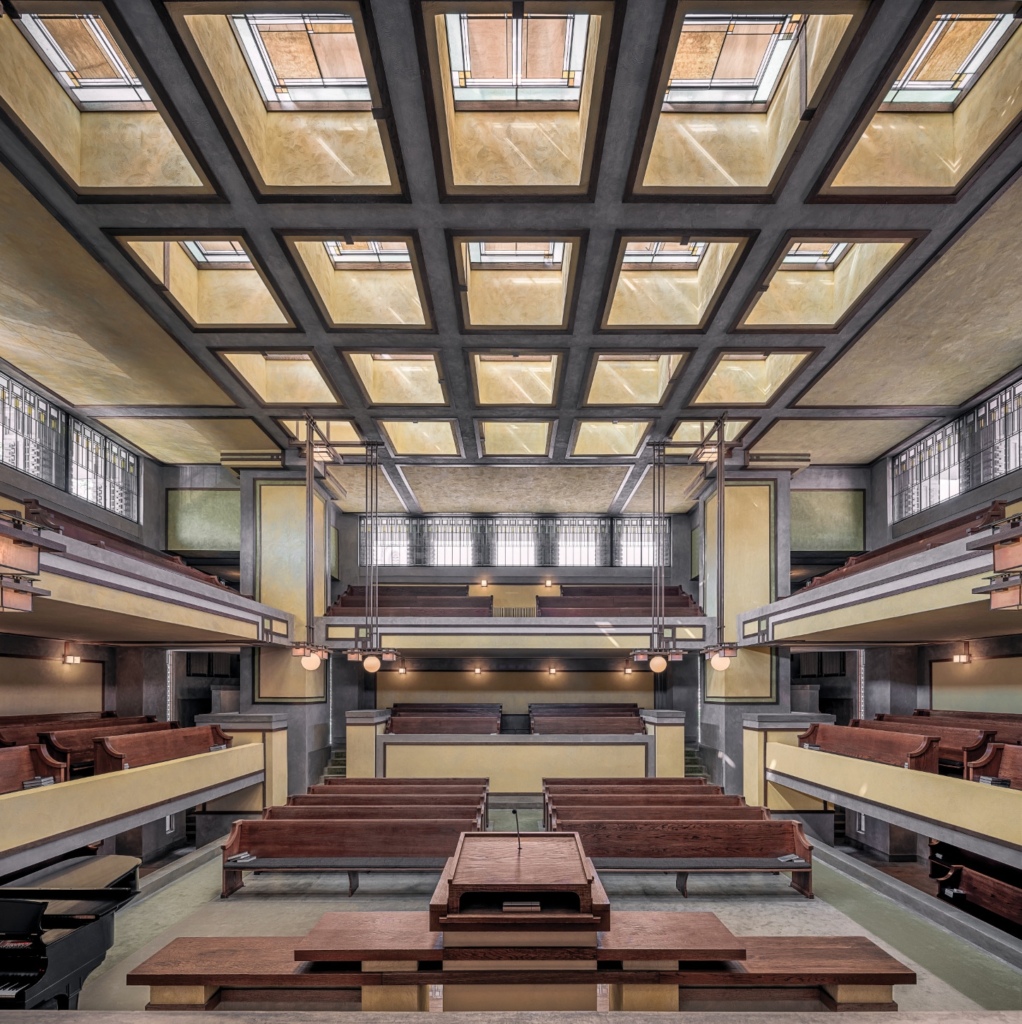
[[0, 854, 139, 1010]]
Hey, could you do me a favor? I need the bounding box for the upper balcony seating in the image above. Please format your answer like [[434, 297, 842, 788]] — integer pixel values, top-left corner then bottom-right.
[[804, 501, 1006, 591], [22, 499, 230, 590], [883, 711, 1022, 746], [537, 585, 702, 617], [94, 724, 232, 774], [529, 702, 645, 735], [42, 721, 178, 774], [0, 711, 115, 726], [967, 743, 1022, 788], [326, 585, 492, 617], [851, 719, 993, 772], [386, 703, 502, 735], [0, 715, 154, 749], [799, 722, 940, 772]]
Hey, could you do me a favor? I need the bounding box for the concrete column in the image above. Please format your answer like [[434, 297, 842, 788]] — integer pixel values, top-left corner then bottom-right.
[[862, 647, 920, 717], [345, 709, 391, 777], [640, 709, 686, 777], [114, 648, 171, 719]]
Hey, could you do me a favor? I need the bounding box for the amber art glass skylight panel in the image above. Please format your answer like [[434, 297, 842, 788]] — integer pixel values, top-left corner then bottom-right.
[[664, 13, 804, 107], [230, 13, 370, 108], [781, 242, 849, 271], [18, 13, 153, 109], [622, 241, 707, 269], [324, 240, 411, 268], [445, 13, 590, 107], [883, 13, 1015, 107]]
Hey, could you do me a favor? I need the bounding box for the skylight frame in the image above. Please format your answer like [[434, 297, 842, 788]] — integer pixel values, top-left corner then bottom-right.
[[621, 240, 709, 270], [376, 418, 463, 458], [583, 351, 689, 408], [879, 11, 1017, 111], [690, 348, 815, 407], [18, 12, 155, 111], [468, 350, 565, 408], [229, 11, 373, 110], [467, 240, 566, 270], [342, 350, 449, 407], [476, 419, 555, 459], [662, 12, 806, 111], [181, 239, 253, 269], [217, 349, 341, 406], [568, 419, 655, 459], [779, 241, 850, 271], [444, 11, 590, 110], [323, 239, 412, 269]]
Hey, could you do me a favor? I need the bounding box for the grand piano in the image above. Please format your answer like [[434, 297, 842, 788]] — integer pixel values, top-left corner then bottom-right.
[[0, 854, 139, 1010]]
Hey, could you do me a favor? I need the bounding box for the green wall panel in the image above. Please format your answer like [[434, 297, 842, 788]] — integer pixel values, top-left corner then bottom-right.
[[790, 490, 863, 552], [167, 489, 241, 551]]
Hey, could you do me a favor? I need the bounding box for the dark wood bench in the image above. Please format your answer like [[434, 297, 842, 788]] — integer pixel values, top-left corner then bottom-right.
[[550, 805, 770, 827], [0, 711, 114, 726], [531, 717, 645, 735], [798, 723, 939, 772], [392, 705, 501, 715], [291, 794, 488, 809], [310, 783, 487, 796], [934, 864, 1022, 928], [530, 703, 641, 715], [852, 718, 992, 768], [967, 742, 1022, 787], [544, 776, 710, 787], [900, 711, 1022, 745], [0, 743, 66, 793], [94, 724, 231, 774], [42, 721, 177, 773], [387, 716, 500, 735], [556, 819, 814, 897], [0, 715, 154, 748], [320, 775, 489, 786], [264, 805, 485, 828], [221, 818, 476, 897], [330, 605, 492, 617]]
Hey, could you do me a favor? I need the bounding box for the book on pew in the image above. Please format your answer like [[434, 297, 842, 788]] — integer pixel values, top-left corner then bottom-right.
[[977, 776, 1010, 787], [21, 776, 55, 789]]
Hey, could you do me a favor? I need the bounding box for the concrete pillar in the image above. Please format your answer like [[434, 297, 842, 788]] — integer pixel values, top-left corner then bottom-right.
[[345, 709, 391, 777], [640, 709, 686, 777], [862, 647, 920, 718], [114, 648, 170, 719]]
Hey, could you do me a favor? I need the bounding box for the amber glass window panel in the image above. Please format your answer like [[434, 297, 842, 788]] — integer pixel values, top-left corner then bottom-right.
[[347, 353, 446, 405], [882, 12, 1015, 108], [323, 239, 411, 268], [18, 13, 153, 109], [671, 418, 751, 445], [230, 13, 371, 108], [480, 420, 552, 457], [572, 420, 652, 457], [621, 240, 707, 269], [379, 419, 459, 456], [472, 353, 560, 406], [445, 12, 589, 108], [664, 13, 804, 107], [780, 241, 849, 271], [693, 351, 809, 405], [586, 353, 686, 406]]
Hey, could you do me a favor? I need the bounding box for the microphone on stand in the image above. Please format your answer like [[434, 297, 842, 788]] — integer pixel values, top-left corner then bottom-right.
[[512, 808, 522, 853]]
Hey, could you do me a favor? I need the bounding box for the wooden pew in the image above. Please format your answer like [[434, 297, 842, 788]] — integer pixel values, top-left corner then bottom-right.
[[934, 864, 1022, 927], [550, 805, 770, 828], [798, 723, 939, 772], [387, 716, 499, 735], [531, 717, 645, 735], [264, 805, 485, 828], [543, 791, 739, 829], [392, 705, 501, 715], [544, 776, 710, 787], [0, 711, 114, 726], [0, 715, 154, 748], [530, 704, 641, 715], [851, 719, 992, 768], [291, 794, 488, 808], [899, 711, 1022, 745], [94, 725, 231, 774], [0, 744, 66, 793], [320, 776, 489, 786], [330, 605, 492, 617], [221, 818, 476, 897], [967, 742, 1022, 787], [43, 721, 177, 773], [556, 819, 814, 897]]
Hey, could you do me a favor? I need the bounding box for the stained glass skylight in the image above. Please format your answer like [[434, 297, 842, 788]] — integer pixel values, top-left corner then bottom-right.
[[324, 240, 411, 268], [664, 13, 804, 107], [781, 242, 849, 271], [883, 13, 1015, 108], [467, 241, 565, 268], [180, 240, 252, 268], [621, 241, 708, 269], [444, 13, 589, 108], [19, 13, 153, 110], [230, 13, 371, 109]]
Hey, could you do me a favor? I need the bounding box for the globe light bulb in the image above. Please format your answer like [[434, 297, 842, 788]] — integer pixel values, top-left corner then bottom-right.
[[363, 654, 382, 673], [300, 653, 322, 671], [710, 652, 731, 672], [649, 654, 668, 674]]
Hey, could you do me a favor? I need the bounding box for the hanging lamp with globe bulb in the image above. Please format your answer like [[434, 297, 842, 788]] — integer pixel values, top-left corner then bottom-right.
[[301, 652, 322, 671], [709, 651, 730, 672], [649, 654, 668, 674], [363, 654, 382, 674]]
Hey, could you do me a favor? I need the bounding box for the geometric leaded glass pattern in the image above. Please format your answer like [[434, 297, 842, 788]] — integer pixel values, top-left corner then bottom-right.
[[664, 13, 805, 107], [621, 241, 708, 269], [230, 13, 370, 109], [883, 13, 1015, 109], [445, 13, 590, 108], [324, 240, 411, 268], [780, 242, 850, 271], [19, 13, 153, 109]]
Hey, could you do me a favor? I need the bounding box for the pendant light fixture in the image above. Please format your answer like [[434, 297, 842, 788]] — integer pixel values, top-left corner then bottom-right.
[[702, 414, 737, 672], [0, 510, 63, 614], [293, 414, 328, 670]]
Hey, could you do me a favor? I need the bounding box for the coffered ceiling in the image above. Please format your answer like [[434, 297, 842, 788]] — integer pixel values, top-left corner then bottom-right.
[[0, 0, 1021, 515]]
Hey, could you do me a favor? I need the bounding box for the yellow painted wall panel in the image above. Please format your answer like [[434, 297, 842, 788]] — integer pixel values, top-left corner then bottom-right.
[[384, 741, 647, 793], [931, 657, 1022, 714], [0, 657, 102, 716], [167, 490, 241, 552], [791, 490, 864, 551]]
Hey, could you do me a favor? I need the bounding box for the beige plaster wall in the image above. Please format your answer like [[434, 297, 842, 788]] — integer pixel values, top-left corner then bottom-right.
[[931, 657, 1022, 714], [0, 656, 102, 716], [185, 14, 391, 189]]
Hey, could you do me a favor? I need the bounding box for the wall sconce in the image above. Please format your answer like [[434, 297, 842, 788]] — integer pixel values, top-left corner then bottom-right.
[[398, 666, 407, 675], [548, 666, 557, 675], [544, 579, 553, 587], [952, 642, 972, 665], [63, 642, 81, 665], [474, 667, 482, 675], [623, 666, 632, 675]]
